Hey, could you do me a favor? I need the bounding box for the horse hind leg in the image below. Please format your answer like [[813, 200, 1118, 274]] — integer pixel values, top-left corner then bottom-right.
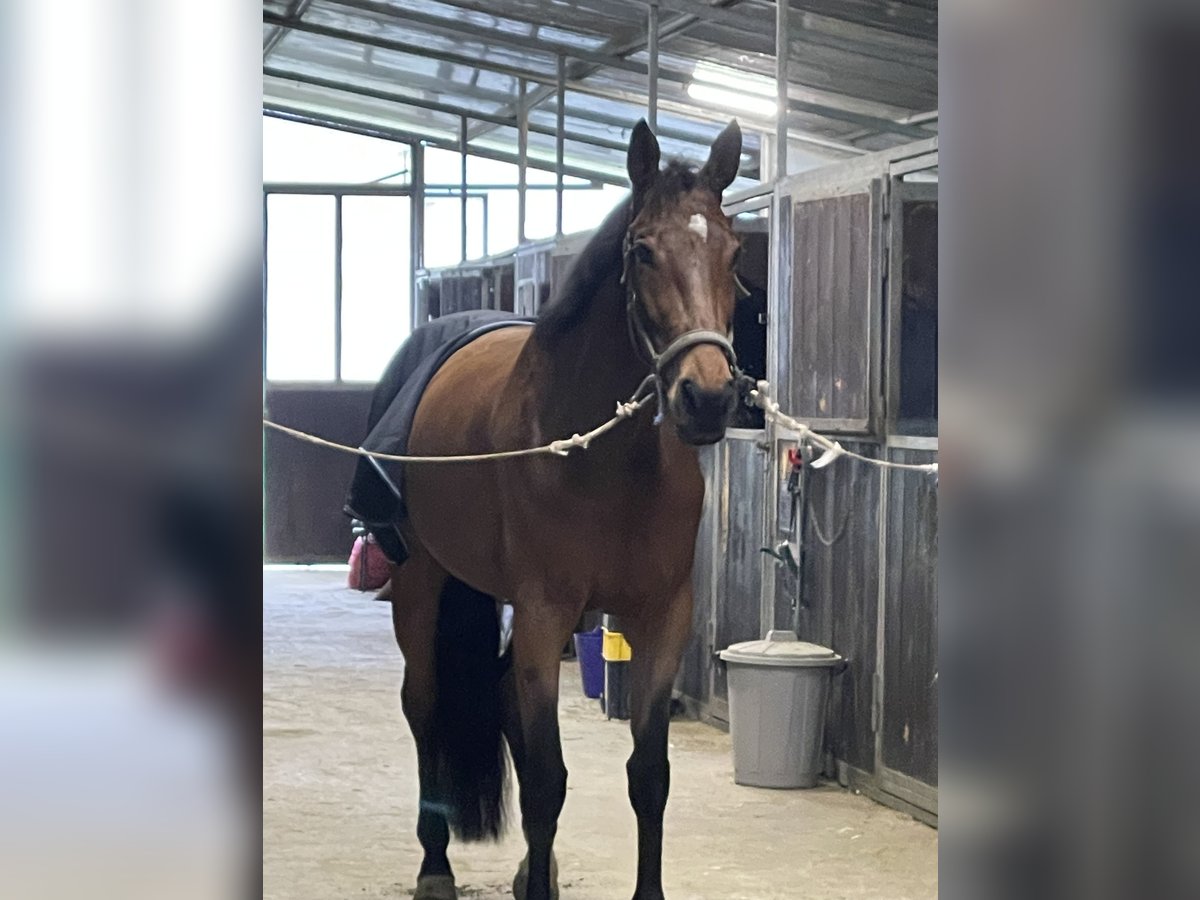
[[389, 554, 457, 899], [391, 551, 511, 899]]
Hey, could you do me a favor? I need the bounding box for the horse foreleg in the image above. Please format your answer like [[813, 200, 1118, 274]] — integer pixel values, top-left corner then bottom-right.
[[623, 587, 694, 900], [509, 596, 579, 900], [390, 557, 459, 900]]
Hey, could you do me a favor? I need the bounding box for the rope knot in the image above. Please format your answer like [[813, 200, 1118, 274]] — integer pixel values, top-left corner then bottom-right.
[[549, 433, 588, 456]]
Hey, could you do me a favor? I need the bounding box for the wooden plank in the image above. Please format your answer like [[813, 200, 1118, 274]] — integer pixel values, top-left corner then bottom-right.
[[798, 440, 881, 773], [264, 386, 376, 562], [847, 191, 871, 420], [817, 197, 837, 421], [881, 447, 938, 786], [787, 191, 873, 426], [681, 444, 719, 707]]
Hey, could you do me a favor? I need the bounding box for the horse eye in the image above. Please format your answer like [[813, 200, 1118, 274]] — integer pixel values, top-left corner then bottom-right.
[[634, 243, 655, 267]]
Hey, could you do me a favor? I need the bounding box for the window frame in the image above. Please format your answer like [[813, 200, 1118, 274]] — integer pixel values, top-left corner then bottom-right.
[[264, 182, 416, 385]]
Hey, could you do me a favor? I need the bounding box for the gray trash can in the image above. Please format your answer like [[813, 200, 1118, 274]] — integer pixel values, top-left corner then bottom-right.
[[719, 630, 843, 789]]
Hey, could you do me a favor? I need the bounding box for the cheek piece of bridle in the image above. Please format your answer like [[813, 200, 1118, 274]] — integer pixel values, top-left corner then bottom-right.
[[621, 228, 755, 422]]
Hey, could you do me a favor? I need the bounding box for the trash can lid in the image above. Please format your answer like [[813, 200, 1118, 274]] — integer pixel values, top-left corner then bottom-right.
[[719, 630, 842, 667]]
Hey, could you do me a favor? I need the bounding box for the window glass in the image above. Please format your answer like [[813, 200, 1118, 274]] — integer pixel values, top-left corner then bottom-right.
[[466, 196, 486, 260], [263, 116, 410, 184], [423, 147, 463, 185], [524, 191, 557, 241], [265, 194, 335, 380], [341, 196, 412, 381], [484, 190, 519, 256], [897, 198, 938, 433], [423, 196, 463, 268], [560, 184, 628, 235]]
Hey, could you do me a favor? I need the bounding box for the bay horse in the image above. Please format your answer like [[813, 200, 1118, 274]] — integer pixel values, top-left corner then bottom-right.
[[388, 119, 744, 900]]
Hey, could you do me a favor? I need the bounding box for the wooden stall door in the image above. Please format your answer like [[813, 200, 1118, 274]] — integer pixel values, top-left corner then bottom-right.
[[877, 448, 939, 813], [792, 441, 883, 777], [686, 433, 768, 723], [774, 173, 885, 433]]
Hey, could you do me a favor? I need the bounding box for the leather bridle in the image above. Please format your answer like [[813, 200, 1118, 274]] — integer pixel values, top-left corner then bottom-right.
[[620, 223, 752, 416]]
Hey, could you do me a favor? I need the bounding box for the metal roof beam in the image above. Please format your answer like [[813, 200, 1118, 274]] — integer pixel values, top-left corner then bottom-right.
[[470, 0, 741, 139], [327, 0, 671, 78], [420, 0, 933, 73], [406, 0, 934, 128], [270, 62, 854, 158], [264, 67, 631, 153], [843, 107, 938, 143], [264, 11, 930, 138], [754, 0, 935, 42], [272, 39, 707, 146], [264, 105, 630, 186], [264, 0, 314, 60], [293, 52, 714, 148]]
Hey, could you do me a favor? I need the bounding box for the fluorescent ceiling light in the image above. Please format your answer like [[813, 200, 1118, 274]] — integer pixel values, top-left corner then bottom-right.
[[686, 82, 778, 119], [692, 62, 777, 98]]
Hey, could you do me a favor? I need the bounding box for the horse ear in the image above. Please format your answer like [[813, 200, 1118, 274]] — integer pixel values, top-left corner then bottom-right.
[[700, 119, 742, 195], [627, 119, 661, 194]]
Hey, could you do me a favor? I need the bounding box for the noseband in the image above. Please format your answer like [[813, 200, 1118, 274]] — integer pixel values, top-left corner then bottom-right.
[[620, 225, 751, 417]]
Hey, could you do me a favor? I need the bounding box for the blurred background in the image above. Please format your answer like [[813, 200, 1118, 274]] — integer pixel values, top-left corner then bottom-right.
[[0, 1, 1197, 899], [0, 3, 259, 899], [940, 1, 1200, 898]]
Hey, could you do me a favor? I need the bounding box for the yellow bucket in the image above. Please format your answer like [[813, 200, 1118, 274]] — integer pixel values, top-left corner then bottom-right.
[[601, 628, 633, 662]]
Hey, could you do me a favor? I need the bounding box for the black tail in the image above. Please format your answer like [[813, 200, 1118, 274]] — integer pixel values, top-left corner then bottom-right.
[[431, 577, 510, 841]]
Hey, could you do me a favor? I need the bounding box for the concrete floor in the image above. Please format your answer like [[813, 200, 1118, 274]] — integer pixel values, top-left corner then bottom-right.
[[264, 569, 937, 900]]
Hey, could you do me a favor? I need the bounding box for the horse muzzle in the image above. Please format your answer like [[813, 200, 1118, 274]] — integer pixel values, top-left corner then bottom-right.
[[671, 377, 737, 445]]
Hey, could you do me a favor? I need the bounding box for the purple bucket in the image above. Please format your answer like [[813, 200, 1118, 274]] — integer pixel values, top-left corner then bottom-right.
[[574, 628, 604, 699]]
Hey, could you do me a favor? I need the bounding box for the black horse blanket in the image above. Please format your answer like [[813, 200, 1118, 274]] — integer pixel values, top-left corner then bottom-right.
[[344, 310, 535, 564]]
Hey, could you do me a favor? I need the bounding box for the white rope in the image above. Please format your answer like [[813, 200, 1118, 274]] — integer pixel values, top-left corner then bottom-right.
[[262, 393, 654, 464], [262, 378, 935, 474], [748, 380, 939, 474]]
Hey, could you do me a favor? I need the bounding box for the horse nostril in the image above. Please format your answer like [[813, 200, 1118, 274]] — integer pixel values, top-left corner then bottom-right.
[[678, 378, 737, 423], [678, 378, 701, 413]]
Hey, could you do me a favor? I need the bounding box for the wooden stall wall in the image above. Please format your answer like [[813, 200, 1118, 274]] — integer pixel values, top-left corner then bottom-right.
[[682, 446, 720, 713], [415, 258, 517, 326], [683, 434, 767, 724], [713, 434, 768, 712], [878, 447, 938, 810], [796, 441, 883, 777], [719, 142, 938, 820], [263, 386, 375, 562]]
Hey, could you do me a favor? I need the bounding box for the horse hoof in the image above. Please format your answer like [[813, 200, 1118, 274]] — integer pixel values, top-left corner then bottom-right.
[[512, 852, 559, 900], [414, 873, 458, 900]]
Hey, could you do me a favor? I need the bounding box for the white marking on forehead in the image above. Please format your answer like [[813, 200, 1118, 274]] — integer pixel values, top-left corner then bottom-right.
[[687, 213, 708, 241]]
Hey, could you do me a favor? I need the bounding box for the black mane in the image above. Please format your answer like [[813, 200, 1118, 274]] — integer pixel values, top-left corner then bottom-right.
[[533, 161, 703, 342]]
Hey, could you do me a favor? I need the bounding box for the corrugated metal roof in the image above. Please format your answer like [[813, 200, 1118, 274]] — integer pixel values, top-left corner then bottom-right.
[[263, 0, 937, 181]]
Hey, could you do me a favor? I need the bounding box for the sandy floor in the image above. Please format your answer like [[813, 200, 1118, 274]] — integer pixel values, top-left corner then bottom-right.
[[264, 569, 937, 900]]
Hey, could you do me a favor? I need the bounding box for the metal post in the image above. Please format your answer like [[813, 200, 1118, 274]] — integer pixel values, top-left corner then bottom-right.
[[647, 1, 659, 131], [481, 193, 489, 257], [556, 55, 565, 237], [775, 0, 788, 179], [518, 78, 528, 244], [262, 190, 270, 394], [460, 116, 468, 262], [411, 143, 424, 331], [333, 193, 343, 381]]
